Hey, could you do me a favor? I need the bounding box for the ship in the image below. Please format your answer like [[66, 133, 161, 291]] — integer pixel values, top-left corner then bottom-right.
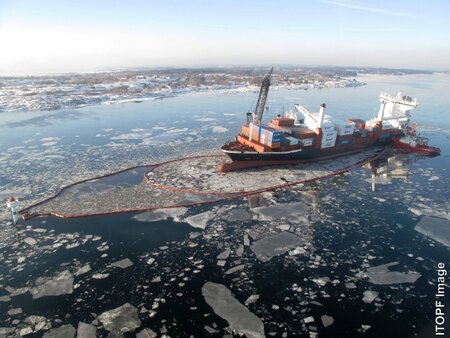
[[393, 123, 441, 155], [220, 69, 440, 172]]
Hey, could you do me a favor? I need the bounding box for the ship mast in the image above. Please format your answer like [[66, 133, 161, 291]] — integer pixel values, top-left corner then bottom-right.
[[252, 67, 273, 125]]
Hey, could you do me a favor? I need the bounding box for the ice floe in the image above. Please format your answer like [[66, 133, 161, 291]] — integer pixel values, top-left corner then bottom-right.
[[225, 264, 245, 275], [184, 211, 214, 229], [31, 270, 74, 299], [136, 327, 157, 338], [250, 232, 305, 262], [0, 327, 15, 335], [217, 249, 231, 260], [202, 282, 265, 338], [92, 273, 109, 280], [362, 290, 379, 304], [98, 303, 141, 335], [42, 324, 75, 338], [0, 295, 11, 302], [133, 208, 187, 222], [76, 322, 97, 338], [364, 262, 421, 285], [75, 264, 91, 276], [110, 258, 134, 269], [23, 237, 37, 246], [224, 208, 252, 221], [304, 316, 314, 324], [415, 216, 450, 248], [245, 294, 260, 305], [212, 126, 229, 133], [253, 202, 305, 221], [321, 315, 334, 328], [7, 308, 22, 316]]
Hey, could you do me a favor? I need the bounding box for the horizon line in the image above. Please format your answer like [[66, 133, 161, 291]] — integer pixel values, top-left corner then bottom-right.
[[0, 64, 445, 77]]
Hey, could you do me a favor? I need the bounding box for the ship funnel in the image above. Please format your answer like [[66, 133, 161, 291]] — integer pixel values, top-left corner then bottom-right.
[[318, 103, 326, 129]]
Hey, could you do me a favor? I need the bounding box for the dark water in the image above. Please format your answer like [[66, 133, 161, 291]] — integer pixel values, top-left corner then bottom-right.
[[1, 74, 449, 337]]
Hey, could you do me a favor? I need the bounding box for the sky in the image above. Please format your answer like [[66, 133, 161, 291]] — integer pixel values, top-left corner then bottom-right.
[[0, 0, 449, 74]]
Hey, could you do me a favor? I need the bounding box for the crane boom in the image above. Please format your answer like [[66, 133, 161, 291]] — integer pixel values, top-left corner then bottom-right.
[[253, 67, 273, 125]]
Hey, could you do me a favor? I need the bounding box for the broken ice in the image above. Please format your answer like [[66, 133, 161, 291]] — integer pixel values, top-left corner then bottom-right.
[[98, 303, 141, 335], [30, 270, 74, 299], [251, 232, 305, 262], [365, 262, 421, 285], [202, 282, 265, 338], [415, 216, 450, 248]]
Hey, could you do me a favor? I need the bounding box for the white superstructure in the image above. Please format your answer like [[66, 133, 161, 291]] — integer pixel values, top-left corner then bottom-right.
[[372, 92, 418, 129]]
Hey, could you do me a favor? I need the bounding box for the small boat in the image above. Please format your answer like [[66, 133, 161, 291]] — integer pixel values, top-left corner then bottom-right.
[[393, 135, 441, 155]]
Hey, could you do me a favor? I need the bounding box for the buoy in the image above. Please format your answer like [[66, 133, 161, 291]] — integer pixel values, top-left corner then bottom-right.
[[6, 197, 19, 224]]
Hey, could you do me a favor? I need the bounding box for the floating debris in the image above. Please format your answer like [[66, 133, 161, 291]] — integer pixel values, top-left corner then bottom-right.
[[202, 282, 265, 338]]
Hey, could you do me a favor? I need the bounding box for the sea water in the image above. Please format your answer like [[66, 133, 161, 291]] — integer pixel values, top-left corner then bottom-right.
[[0, 73, 449, 337]]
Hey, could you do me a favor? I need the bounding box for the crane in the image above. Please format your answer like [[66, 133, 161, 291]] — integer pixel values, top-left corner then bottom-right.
[[247, 67, 273, 125]]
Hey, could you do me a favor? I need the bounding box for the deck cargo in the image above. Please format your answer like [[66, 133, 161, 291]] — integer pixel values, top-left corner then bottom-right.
[[348, 118, 366, 129]]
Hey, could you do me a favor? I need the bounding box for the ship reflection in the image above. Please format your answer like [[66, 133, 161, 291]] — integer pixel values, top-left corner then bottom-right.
[[246, 187, 320, 218], [364, 150, 414, 192]]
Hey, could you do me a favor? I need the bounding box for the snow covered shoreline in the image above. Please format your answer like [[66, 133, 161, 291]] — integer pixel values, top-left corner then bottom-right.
[[0, 73, 364, 113]]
